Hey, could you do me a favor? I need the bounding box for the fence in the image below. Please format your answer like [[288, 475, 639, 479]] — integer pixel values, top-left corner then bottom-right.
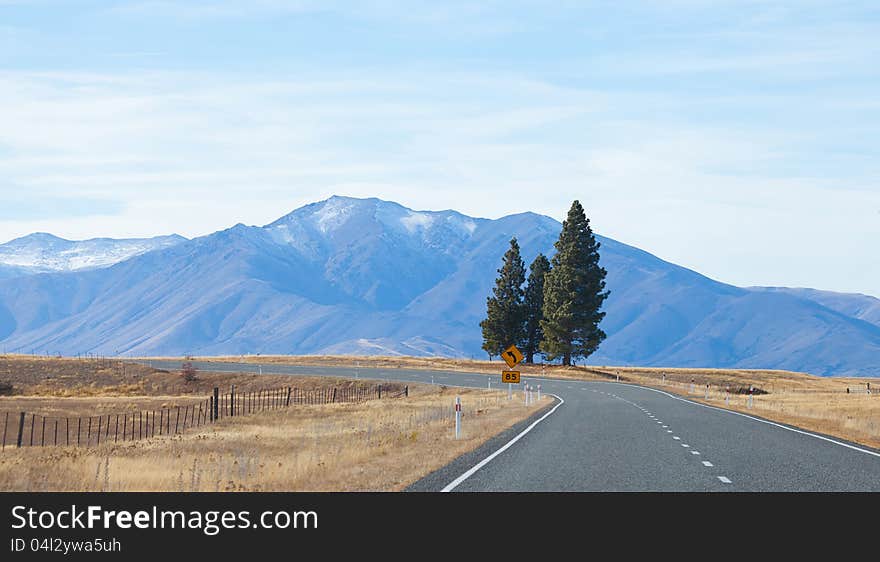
[[0, 383, 406, 450]]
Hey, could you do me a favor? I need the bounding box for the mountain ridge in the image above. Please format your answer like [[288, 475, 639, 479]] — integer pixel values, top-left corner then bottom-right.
[[0, 195, 878, 377]]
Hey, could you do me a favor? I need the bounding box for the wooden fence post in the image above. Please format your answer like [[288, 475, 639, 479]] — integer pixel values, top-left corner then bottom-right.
[[2, 411, 8, 450], [286, 387, 292, 407], [213, 387, 219, 422], [230, 385, 235, 417], [16, 412, 25, 448], [96, 416, 102, 445], [77, 418, 81, 446], [405, 385, 409, 398], [378, 384, 382, 399]]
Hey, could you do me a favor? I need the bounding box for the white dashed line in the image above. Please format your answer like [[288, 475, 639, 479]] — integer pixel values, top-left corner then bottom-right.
[[690, 451, 700, 455], [717, 476, 732, 484], [666, 430, 673, 433], [672, 436, 681, 440], [702, 461, 714, 467], [681, 444, 690, 448], [662, 425, 668, 428]]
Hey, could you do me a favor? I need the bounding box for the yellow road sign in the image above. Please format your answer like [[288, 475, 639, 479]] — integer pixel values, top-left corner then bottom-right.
[[501, 370, 521, 384], [502, 344, 524, 368]]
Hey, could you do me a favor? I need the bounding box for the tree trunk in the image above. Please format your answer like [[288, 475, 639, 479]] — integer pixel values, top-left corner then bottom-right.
[[563, 352, 571, 366]]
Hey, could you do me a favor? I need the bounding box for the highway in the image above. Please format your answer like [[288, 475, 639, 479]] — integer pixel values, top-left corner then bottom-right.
[[147, 360, 880, 491]]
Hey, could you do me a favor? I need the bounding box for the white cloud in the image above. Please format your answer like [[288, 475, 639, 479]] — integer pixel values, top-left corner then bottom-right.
[[0, 63, 877, 296]]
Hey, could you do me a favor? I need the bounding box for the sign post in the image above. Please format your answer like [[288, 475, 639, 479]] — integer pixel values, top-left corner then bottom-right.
[[501, 344, 524, 401]]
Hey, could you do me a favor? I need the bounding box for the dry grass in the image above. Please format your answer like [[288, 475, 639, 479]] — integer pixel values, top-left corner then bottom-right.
[[0, 385, 550, 491]]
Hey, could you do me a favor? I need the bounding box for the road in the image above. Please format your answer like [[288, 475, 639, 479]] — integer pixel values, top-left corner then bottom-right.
[[147, 360, 880, 491]]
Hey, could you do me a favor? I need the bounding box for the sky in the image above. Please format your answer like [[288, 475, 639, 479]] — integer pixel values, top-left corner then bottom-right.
[[0, 1, 878, 297]]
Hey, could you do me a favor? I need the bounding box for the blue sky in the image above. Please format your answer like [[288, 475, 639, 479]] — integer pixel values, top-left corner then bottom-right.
[[1, 1, 878, 296]]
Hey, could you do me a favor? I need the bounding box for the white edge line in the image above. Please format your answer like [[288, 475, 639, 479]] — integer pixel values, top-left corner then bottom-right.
[[604, 382, 880, 459], [440, 394, 565, 492]]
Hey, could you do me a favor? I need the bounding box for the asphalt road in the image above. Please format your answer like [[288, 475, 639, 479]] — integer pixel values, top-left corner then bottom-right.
[[146, 360, 880, 491]]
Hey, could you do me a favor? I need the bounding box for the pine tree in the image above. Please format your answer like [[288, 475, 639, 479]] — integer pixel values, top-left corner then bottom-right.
[[523, 253, 550, 364], [480, 238, 527, 359], [540, 200, 609, 366]]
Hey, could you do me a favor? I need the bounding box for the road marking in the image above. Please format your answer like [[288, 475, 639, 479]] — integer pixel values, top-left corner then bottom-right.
[[441, 394, 565, 492], [718, 476, 732, 484], [662, 425, 668, 428], [691, 451, 700, 455], [681, 444, 690, 448], [604, 382, 880, 460], [673, 436, 680, 440], [667, 430, 673, 433], [702, 461, 714, 467]]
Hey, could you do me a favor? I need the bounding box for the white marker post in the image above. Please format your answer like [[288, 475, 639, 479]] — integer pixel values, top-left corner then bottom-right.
[[508, 383, 512, 401], [488, 378, 491, 389], [454, 397, 462, 439], [537, 384, 542, 401], [705, 384, 709, 400]]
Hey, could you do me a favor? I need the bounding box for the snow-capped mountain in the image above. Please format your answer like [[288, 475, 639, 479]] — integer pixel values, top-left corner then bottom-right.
[[0, 233, 187, 275], [0, 196, 878, 377]]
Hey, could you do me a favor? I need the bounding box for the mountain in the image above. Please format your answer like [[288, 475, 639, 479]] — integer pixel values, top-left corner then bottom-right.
[[751, 287, 880, 328], [0, 233, 187, 276], [0, 195, 878, 377]]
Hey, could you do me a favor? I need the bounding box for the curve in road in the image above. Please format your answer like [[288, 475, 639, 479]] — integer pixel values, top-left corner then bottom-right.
[[145, 360, 880, 492]]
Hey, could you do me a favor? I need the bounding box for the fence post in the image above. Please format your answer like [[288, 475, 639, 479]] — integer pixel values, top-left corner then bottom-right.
[[230, 385, 235, 417], [332, 388, 337, 403], [213, 387, 219, 422], [16, 412, 25, 448], [286, 387, 291, 407], [2, 412, 8, 450], [405, 385, 409, 398], [378, 384, 382, 399]]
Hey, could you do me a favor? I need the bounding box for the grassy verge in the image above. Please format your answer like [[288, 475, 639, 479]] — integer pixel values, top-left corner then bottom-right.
[[0, 384, 550, 491]]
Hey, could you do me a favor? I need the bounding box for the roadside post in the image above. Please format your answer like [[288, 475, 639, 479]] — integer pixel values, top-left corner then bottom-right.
[[454, 396, 462, 439], [725, 386, 730, 406], [705, 384, 709, 400], [748, 386, 754, 409]]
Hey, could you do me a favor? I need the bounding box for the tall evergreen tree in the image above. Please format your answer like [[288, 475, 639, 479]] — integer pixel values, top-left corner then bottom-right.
[[523, 253, 551, 364], [480, 238, 527, 359], [540, 200, 609, 366]]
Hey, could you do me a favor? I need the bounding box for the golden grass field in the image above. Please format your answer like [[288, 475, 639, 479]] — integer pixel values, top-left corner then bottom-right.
[[0, 356, 551, 491]]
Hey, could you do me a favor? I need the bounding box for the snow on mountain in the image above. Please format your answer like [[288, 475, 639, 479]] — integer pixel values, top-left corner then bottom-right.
[[0, 195, 878, 377], [0, 233, 187, 275]]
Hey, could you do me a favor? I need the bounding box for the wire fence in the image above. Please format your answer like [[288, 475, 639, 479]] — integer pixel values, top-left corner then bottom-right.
[[0, 383, 407, 450]]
